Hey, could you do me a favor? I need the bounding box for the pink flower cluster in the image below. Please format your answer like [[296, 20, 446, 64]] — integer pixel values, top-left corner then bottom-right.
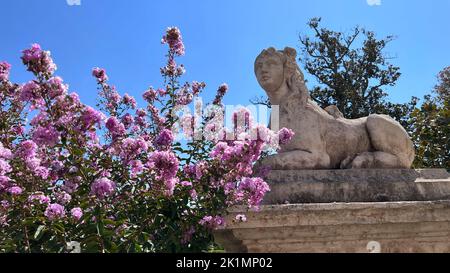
[[161, 27, 185, 56], [21, 43, 57, 76], [160, 27, 186, 77], [70, 207, 83, 221], [155, 129, 174, 147], [92, 67, 108, 82], [44, 203, 65, 221], [213, 83, 229, 105], [0, 27, 295, 252], [148, 150, 179, 181], [278, 128, 295, 145], [238, 177, 270, 207], [0, 62, 11, 82], [106, 117, 126, 140], [90, 177, 116, 200], [199, 215, 225, 229]]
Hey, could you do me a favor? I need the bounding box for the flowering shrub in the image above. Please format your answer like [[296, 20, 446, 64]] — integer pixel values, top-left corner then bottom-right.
[[0, 27, 294, 253]]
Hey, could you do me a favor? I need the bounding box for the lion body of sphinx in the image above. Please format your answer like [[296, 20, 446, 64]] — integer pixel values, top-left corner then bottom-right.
[[265, 98, 416, 170]]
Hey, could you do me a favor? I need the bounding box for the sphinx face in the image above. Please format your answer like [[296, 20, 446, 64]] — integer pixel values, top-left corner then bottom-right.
[[255, 55, 284, 94]]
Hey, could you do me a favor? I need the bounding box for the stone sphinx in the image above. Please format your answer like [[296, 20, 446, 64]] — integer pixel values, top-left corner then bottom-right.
[[255, 47, 415, 170]]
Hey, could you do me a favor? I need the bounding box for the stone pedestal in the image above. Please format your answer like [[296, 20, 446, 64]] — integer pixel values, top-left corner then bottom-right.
[[263, 169, 450, 204], [214, 169, 450, 253]]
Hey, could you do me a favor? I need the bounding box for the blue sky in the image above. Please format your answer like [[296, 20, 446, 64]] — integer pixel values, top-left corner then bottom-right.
[[1, 0, 450, 109]]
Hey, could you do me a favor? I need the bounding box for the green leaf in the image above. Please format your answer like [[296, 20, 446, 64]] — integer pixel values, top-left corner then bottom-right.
[[34, 225, 46, 240]]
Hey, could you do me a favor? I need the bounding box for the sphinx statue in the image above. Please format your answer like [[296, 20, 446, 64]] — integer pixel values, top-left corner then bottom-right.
[[255, 47, 415, 170]]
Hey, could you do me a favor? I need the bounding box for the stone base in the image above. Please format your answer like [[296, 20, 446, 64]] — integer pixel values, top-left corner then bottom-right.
[[214, 201, 450, 253], [263, 169, 450, 204], [213, 169, 450, 253]]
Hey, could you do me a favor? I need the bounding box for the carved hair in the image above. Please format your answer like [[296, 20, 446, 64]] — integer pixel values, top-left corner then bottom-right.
[[255, 47, 309, 101]]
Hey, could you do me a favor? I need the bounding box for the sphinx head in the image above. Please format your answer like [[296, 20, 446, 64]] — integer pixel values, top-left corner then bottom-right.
[[254, 47, 300, 96]]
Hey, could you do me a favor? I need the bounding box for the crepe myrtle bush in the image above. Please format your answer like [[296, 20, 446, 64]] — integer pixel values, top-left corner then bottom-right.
[[0, 27, 294, 253]]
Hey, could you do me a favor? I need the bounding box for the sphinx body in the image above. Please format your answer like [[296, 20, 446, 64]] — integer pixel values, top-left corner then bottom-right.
[[255, 47, 415, 170]]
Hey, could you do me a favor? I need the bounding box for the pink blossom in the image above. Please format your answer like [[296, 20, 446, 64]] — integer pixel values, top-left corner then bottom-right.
[[47, 76, 68, 98], [199, 215, 225, 230], [189, 189, 198, 199], [70, 207, 83, 221], [155, 129, 173, 147], [213, 83, 228, 105], [44, 203, 65, 221], [62, 177, 81, 194], [165, 177, 179, 197], [143, 87, 157, 103], [0, 61, 11, 82], [210, 142, 233, 161], [8, 186, 23, 195], [20, 81, 41, 102], [25, 157, 41, 171], [21, 44, 43, 62], [136, 108, 147, 117], [157, 88, 167, 96], [91, 177, 116, 199], [0, 143, 12, 160], [182, 164, 196, 178], [148, 150, 179, 180], [121, 113, 134, 129], [92, 67, 108, 82], [106, 117, 126, 140], [0, 28, 285, 250], [120, 137, 148, 160], [32, 125, 60, 147], [278, 128, 295, 145], [147, 104, 165, 128], [81, 106, 104, 129], [0, 176, 11, 192], [21, 44, 57, 75], [161, 61, 185, 77], [194, 161, 207, 180], [122, 93, 137, 109], [30, 111, 48, 127], [28, 193, 50, 204], [181, 181, 192, 187], [12, 126, 25, 135], [161, 27, 185, 56], [0, 159, 11, 176], [191, 81, 206, 96], [33, 166, 50, 180], [176, 83, 193, 105], [16, 140, 38, 159], [55, 191, 72, 205], [129, 160, 143, 177], [238, 177, 270, 207]]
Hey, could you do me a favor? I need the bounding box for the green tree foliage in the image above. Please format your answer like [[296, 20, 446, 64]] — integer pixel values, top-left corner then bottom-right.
[[298, 17, 417, 129], [411, 67, 450, 169]]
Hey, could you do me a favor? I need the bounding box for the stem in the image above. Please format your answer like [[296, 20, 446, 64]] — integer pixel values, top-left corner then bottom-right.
[[22, 212, 32, 253]]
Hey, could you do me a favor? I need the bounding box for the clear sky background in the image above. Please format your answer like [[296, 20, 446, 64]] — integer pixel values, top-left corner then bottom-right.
[[1, 0, 450, 110]]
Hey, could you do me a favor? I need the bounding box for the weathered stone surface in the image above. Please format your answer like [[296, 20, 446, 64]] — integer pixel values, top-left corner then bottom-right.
[[254, 47, 415, 170], [262, 169, 450, 204], [213, 201, 450, 253]]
